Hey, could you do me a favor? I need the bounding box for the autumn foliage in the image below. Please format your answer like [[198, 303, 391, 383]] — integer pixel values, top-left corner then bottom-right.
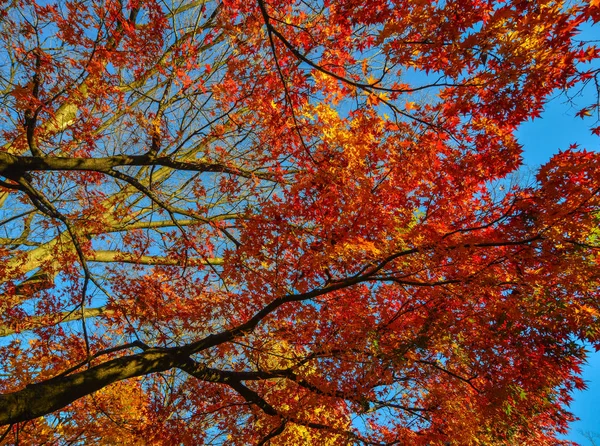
[[0, 0, 599, 444]]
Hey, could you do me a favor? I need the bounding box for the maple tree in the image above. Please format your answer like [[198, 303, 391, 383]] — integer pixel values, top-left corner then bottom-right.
[[0, 0, 599, 443]]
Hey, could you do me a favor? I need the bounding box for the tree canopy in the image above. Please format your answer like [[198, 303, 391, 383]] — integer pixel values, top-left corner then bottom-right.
[[0, 0, 599, 444]]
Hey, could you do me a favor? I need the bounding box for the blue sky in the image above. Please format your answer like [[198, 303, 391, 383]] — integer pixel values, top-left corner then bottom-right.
[[517, 87, 599, 445]]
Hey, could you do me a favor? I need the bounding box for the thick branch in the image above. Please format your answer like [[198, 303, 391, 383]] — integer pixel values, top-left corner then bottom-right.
[[0, 307, 111, 338], [0, 152, 277, 181], [88, 250, 223, 266], [0, 348, 184, 425]]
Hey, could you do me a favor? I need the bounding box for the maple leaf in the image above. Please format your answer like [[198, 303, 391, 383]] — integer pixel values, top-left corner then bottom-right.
[[576, 107, 593, 118]]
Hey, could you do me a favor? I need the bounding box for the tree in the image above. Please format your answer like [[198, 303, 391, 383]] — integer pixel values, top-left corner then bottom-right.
[[0, 0, 598, 443]]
